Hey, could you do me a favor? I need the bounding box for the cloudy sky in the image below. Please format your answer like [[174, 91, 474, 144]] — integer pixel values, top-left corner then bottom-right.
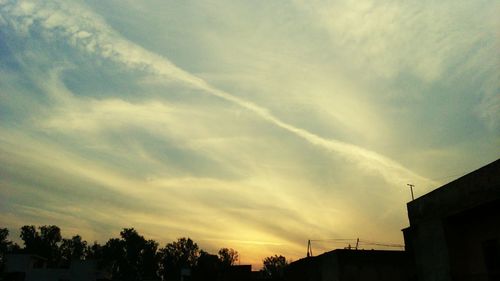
[[0, 0, 498, 266]]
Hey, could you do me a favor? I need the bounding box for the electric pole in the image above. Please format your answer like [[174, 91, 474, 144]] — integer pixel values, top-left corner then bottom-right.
[[307, 240, 313, 257]]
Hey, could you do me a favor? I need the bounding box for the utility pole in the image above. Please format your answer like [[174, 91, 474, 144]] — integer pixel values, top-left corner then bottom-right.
[[307, 240, 313, 257], [355, 238, 359, 250], [407, 184, 415, 200]]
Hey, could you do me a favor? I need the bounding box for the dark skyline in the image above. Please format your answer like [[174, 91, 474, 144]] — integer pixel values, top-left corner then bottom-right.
[[0, 0, 498, 267]]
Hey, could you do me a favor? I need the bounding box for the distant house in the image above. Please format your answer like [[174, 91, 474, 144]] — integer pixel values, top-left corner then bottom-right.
[[403, 159, 500, 281], [175, 264, 261, 281], [285, 160, 500, 281], [220, 265, 254, 281], [4, 254, 111, 281], [284, 249, 414, 281]]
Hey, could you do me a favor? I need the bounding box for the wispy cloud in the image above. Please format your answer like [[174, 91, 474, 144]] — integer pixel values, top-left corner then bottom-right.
[[293, 0, 498, 81], [0, 0, 497, 266], [1, 0, 434, 188]]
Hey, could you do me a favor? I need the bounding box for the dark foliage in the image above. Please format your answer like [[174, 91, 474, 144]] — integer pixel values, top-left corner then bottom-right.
[[218, 247, 239, 268], [20, 225, 62, 266], [158, 237, 199, 280], [193, 250, 220, 281], [60, 235, 87, 265], [1, 225, 286, 281], [261, 255, 288, 280], [0, 228, 13, 273]]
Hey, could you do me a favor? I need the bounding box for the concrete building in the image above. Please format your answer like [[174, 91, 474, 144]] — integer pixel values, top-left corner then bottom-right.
[[4, 254, 110, 281], [403, 159, 500, 281], [284, 249, 415, 281]]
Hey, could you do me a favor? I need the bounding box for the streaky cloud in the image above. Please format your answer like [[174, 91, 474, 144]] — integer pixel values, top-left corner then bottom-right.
[[0, 0, 434, 188]]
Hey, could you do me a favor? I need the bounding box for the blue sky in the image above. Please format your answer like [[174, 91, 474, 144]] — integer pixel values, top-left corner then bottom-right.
[[0, 0, 498, 266]]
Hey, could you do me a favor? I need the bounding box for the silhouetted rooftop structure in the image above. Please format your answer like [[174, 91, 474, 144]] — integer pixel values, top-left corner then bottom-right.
[[403, 158, 500, 281], [285, 249, 414, 281], [285, 159, 500, 281], [220, 265, 254, 281], [4, 254, 111, 281]]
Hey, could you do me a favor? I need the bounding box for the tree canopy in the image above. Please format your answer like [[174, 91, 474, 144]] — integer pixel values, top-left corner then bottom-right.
[[218, 247, 239, 268], [0, 228, 14, 273], [158, 237, 199, 280], [1, 225, 288, 280], [20, 225, 62, 266], [262, 255, 289, 280]]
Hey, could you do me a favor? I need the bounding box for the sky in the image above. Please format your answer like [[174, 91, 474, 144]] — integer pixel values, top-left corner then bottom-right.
[[0, 0, 499, 267]]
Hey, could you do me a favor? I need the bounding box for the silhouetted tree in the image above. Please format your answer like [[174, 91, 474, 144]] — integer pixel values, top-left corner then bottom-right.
[[20, 225, 62, 266], [8, 224, 294, 281], [218, 248, 239, 268], [261, 255, 288, 280], [120, 228, 146, 281], [60, 235, 88, 265], [101, 228, 160, 281], [39, 225, 62, 266], [103, 237, 126, 280], [86, 241, 103, 260], [0, 228, 13, 273], [20, 225, 39, 253], [158, 237, 199, 280], [193, 250, 219, 281], [140, 239, 160, 280]]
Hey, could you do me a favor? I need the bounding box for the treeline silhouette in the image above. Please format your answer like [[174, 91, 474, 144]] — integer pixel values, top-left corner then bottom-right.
[[0, 225, 288, 281]]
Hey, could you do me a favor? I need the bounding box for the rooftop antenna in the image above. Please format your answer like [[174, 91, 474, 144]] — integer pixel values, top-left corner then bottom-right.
[[307, 240, 313, 257], [407, 184, 415, 201]]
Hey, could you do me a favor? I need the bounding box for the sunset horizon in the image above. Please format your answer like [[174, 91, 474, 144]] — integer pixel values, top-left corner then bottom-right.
[[1, 0, 498, 271]]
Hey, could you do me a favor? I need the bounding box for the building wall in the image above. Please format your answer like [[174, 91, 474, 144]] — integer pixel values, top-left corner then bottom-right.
[[444, 199, 500, 281], [5, 255, 46, 273], [405, 219, 452, 281], [336, 251, 415, 281], [319, 253, 340, 281], [285, 253, 337, 281], [4, 254, 109, 281], [25, 268, 69, 281], [284, 250, 413, 281], [404, 159, 500, 281]]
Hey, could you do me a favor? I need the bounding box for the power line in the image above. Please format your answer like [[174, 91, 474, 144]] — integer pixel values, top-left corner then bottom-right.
[[306, 238, 405, 257], [358, 240, 404, 248], [309, 238, 356, 242]]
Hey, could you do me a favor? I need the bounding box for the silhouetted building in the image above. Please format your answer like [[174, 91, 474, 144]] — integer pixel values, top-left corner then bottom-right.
[[403, 159, 500, 281], [4, 254, 110, 281], [284, 249, 414, 281], [220, 265, 253, 281], [192, 263, 262, 281]]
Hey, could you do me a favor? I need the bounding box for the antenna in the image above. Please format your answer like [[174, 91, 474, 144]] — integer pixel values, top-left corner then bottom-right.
[[406, 184, 415, 200]]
